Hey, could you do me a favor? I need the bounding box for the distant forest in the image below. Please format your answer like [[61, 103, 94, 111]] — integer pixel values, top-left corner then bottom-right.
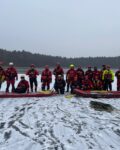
[[0, 49, 120, 68]]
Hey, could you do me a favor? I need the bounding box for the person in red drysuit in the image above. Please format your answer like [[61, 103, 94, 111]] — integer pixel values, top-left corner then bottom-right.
[[41, 65, 52, 90], [92, 76, 103, 90], [15, 76, 29, 93], [54, 75, 66, 94], [26, 64, 39, 92], [66, 64, 77, 93], [115, 67, 120, 91], [81, 75, 93, 90], [5, 62, 18, 92], [76, 65, 84, 89], [92, 66, 101, 80], [85, 66, 93, 81], [53, 63, 64, 80]]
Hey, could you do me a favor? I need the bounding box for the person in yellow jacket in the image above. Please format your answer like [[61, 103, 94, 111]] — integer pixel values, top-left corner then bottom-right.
[[0, 66, 6, 89], [102, 65, 114, 91]]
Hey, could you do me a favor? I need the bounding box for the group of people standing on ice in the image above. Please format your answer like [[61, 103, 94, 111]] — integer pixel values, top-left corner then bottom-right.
[[0, 62, 120, 94]]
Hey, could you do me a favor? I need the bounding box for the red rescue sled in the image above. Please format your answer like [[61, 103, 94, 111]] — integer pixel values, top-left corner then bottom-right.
[[74, 89, 120, 98], [0, 91, 56, 98]]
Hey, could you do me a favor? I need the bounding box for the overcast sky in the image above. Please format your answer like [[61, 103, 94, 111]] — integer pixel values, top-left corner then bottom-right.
[[0, 0, 120, 57]]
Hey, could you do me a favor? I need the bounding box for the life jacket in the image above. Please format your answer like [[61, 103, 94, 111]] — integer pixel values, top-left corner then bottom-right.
[[76, 69, 84, 80], [41, 69, 52, 82], [17, 80, 29, 89], [55, 79, 66, 88], [93, 70, 101, 80], [101, 69, 106, 80], [93, 80, 102, 90], [5, 67, 18, 80], [26, 69, 39, 78], [82, 79, 93, 90], [103, 70, 114, 80], [53, 67, 64, 78], [0, 69, 5, 82], [85, 70, 93, 81], [66, 69, 77, 82], [76, 68, 84, 75], [115, 70, 120, 80]]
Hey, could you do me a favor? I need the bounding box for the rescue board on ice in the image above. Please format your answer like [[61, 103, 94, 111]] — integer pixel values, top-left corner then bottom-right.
[[0, 91, 56, 98], [74, 89, 120, 98]]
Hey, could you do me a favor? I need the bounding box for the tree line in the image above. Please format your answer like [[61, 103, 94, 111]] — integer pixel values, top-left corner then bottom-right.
[[0, 48, 120, 68]]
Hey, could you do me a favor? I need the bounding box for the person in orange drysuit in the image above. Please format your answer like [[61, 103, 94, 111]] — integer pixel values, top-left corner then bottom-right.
[[115, 67, 120, 91], [41, 65, 52, 91], [26, 64, 39, 92], [81, 75, 93, 90], [15, 76, 29, 93], [53, 63, 64, 80], [66, 64, 77, 93], [5, 62, 18, 92]]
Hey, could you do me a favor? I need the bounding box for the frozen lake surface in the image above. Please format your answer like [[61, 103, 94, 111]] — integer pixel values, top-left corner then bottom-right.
[[0, 75, 120, 150]]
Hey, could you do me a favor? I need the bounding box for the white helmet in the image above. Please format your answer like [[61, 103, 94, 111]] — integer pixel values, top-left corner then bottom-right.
[[9, 62, 14, 66]]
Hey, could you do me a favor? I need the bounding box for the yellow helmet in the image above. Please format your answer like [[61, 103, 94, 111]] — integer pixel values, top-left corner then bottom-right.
[[70, 64, 74, 68]]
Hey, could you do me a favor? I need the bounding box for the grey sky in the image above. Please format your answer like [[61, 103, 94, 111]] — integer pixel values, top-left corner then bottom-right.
[[0, 0, 120, 57]]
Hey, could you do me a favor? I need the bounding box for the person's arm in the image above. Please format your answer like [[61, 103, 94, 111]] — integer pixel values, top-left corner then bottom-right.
[[49, 71, 52, 82], [15, 69, 18, 80], [111, 70, 114, 81], [66, 70, 69, 80], [41, 71, 44, 82], [64, 80, 66, 87], [36, 70, 39, 75], [26, 70, 29, 75], [53, 68, 56, 75], [61, 68, 64, 75], [102, 70, 105, 80], [115, 71, 118, 77]]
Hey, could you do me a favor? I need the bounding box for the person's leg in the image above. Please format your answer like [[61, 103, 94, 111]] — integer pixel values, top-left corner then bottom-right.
[[60, 88, 64, 94], [15, 88, 26, 93], [0, 82, 1, 89], [109, 81, 112, 91], [118, 87, 120, 91], [79, 80, 82, 89], [47, 82, 50, 90], [6, 80, 10, 92], [54, 85, 59, 93], [42, 82, 45, 91], [66, 81, 70, 92], [14, 88, 19, 93], [117, 80, 120, 91], [11, 80, 15, 92], [117, 83, 120, 91], [104, 80, 108, 91], [30, 78, 33, 92], [34, 78, 38, 92], [70, 84, 74, 94]]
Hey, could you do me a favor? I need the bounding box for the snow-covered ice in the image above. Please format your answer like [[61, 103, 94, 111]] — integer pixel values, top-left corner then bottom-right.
[[0, 75, 120, 150]]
